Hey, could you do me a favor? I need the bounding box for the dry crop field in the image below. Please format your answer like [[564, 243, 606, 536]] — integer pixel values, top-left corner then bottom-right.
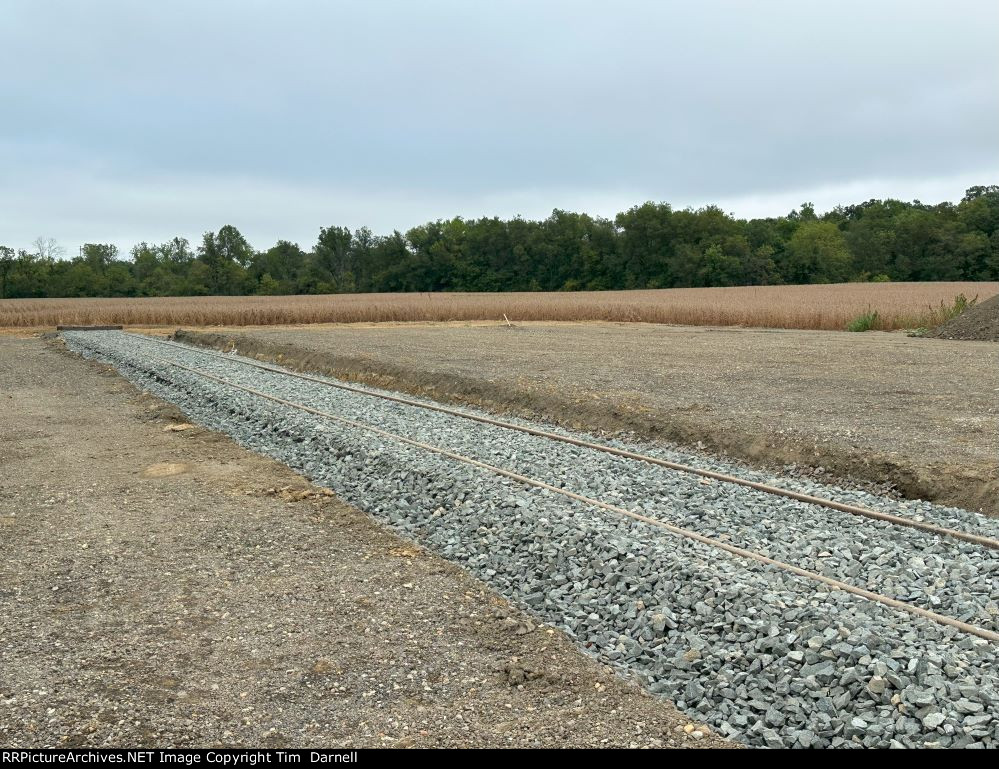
[[1, 282, 997, 330]]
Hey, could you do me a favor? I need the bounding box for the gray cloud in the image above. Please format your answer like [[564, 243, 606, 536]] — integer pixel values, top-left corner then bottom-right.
[[2, 0, 997, 252]]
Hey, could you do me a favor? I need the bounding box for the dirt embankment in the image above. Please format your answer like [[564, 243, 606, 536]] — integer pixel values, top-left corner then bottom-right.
[[926, 294, 999, 341], [174, 324, 998, 516]]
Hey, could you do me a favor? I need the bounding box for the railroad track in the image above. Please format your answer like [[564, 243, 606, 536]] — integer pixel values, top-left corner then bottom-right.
[[74, 330, 999, 643], [135, 332, 999, 549], [63, 330, 999, 748]]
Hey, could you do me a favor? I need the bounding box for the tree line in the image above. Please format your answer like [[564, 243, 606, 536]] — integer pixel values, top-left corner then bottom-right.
[[2, 186, 997, 299]]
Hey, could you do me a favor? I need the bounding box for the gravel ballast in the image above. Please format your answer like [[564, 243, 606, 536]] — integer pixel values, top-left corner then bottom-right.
[[64, 331, 999, 749], [4, 335, 731, 749]]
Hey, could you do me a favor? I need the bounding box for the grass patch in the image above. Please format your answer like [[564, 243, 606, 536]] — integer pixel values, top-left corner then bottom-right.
[[846, 310, 880, 332], [931, 293, 977, 325], [903, 294, 980, 331], [859, 293, 981, 333]]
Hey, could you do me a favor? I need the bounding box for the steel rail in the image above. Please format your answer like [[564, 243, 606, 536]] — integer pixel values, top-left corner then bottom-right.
[[145, 353, 999, 643], [130, 332, 999, 551]]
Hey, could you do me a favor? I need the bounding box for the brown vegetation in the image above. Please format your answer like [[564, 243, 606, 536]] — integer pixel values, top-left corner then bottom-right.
[[2, 282, 997, 331]]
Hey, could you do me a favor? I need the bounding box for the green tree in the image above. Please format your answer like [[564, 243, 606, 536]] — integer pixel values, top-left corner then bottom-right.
[[8, 251, 52, 297], [106, 261, 137, 296], [892, 207, 960, 281], [131, 242, 160, 289], [959, 186, 999, 239], [314, 226, 354, 290], [784, 221, 852, 283], [256, 273, 282, 295], [842, 200, 908, 278], [7, 185, 999, 298], [0, 246, 14, 298], [615, 202, 676, 288], [55, 262, 108, 297], [954, 232, 991, 280], [198, 227, 252, 294], [744, 244, 780, 285], [216, 225, 255, 267], [252, 240, 305, 293], [691, 244, 743, 286], [81, 243, 119, 274]]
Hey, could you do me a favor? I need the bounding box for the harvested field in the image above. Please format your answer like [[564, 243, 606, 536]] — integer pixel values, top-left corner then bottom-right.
[[2, 282, 996, 330], [173, 322, 999, 516]]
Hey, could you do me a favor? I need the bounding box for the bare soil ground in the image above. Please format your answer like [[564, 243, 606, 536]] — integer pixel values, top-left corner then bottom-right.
[[0, 336, 731, 749], [174, 322, 998, 516]]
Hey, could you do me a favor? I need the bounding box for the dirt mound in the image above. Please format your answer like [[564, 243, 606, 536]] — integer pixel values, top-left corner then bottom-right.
[[926, 293, 999, 341]]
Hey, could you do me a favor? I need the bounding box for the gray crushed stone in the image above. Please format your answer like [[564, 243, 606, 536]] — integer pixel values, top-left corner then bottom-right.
[[63, 331, 999, 749]]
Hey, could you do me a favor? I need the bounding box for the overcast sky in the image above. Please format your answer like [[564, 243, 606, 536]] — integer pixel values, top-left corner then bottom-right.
[[2, 0, 997, 254]]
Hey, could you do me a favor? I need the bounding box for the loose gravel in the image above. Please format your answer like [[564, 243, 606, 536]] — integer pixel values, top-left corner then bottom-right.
[[4, 336, 729, 749], [64, 331, 999, 749]]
